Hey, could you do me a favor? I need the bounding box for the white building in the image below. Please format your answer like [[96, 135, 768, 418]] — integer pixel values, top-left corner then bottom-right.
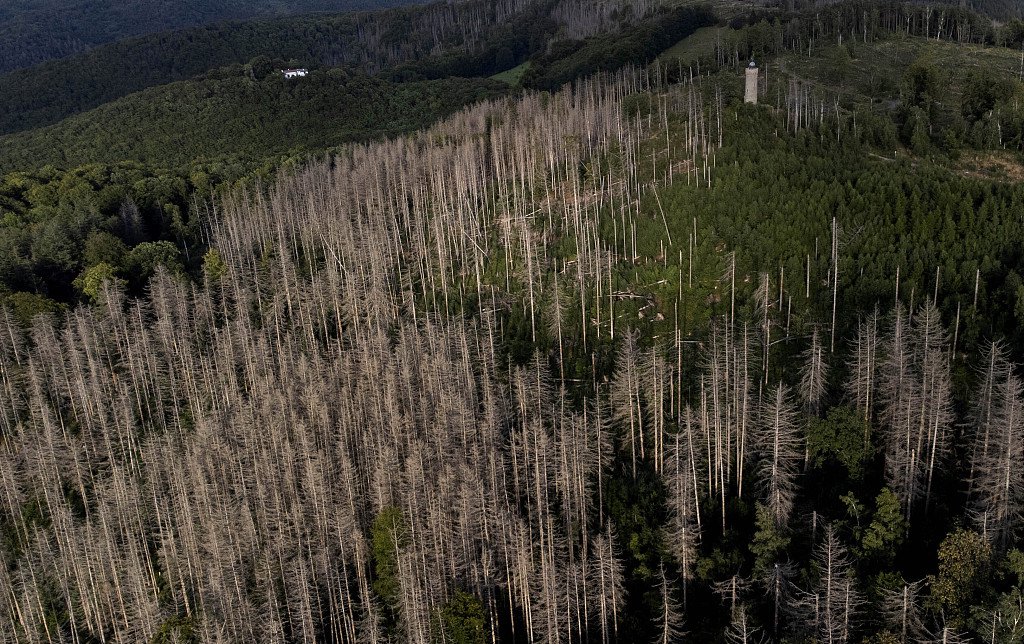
[[282, 68, 309, 79]]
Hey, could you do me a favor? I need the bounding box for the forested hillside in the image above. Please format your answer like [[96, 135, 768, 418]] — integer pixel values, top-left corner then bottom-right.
[[0, 3, 714, 175], [0, 69, 506, 174], [0, 0, 526, 135], [2, 57, 1024, 644], [2, 0, 1024, 642], [0, 0, 423, 74], [0, 0, 688, 136]]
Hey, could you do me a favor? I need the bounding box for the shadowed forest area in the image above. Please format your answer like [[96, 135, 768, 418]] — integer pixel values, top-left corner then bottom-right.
[[2, 0, 1024, 642], [0, 0, 428, 74], [0, 0, 697, 137]]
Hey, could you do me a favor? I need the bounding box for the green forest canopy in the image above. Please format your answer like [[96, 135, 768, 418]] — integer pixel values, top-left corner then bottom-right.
[[0, 0, 423, 73]]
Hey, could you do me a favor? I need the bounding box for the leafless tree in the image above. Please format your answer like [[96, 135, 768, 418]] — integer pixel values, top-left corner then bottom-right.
[[877, 578, 927, 643], [725, 605, 769, 644], [753, 384, 802, 526], [922, 623, 972, 643], [666, 408, 702, 607], [762, 562, 796, 637], [611, 329, 645, 477], [845, 308, 880, 441], [798, 525, 862, 644], [652, 563, 685, 644], [968, 342, 1024, 548], [799, 326, 829, 416], [879, 301, 953, 515], [592, 524, 627, 644]]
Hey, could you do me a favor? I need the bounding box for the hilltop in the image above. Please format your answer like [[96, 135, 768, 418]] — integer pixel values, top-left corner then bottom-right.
[[0, 0, 712, 137]]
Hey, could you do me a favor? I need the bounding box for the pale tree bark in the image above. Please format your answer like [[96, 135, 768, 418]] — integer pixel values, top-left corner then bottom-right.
[[753, 384, 802, 526], [725, 605, 768, 644], [969, 348, 1024, 549], [799, 326, 829, 417], [845, 308, 880, 443], [611, 330, 644, 478], [877, 579, 927, 643], [800, 525, 862, 644], [653, 563, 685, 644]]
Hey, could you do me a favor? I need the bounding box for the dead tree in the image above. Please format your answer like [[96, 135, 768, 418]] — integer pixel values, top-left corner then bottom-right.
[[799, 326, 829, 417], [799, 525, 863, 644], [753, 384, 802, 526], [845, 308, 880, 441], [968, 343, 1024, 548]]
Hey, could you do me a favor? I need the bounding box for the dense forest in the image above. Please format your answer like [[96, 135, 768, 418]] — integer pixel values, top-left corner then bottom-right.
[[0, 0, 523, 135], [0, 69, 506, 174], [3, 0, 1017, 141], [3, 0, 1024, 642], [0, 2, 715, 175], [0, 0, 672, 137], [0, 0, 424, 74]]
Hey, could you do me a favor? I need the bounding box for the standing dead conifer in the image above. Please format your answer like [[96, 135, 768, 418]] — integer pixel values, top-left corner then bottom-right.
[[652, 563, 685, 644], [880, 300, 953, 515], [877, 579, 927, 643], [968, 340, 1013, 494], [799, 525, 862, 644], [799, 326, 829, 417], [753, 272, 772, 384], [611, 329, 644, 477], [725, 605, 768, 644], [753, 384, 802, 526], [968, 346, 1024, 548], [666, 413, 702, 607], [592, 524, 627, 644], [845, 308, 880, 434]]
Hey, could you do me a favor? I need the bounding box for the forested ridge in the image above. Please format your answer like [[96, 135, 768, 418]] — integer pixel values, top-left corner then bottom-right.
[[3, 0, 1024, 642], [0, 0, 529, 135], [0, 1, 714, 176], [0, 0, 425, 74], [0, 69, 507, 174], [0, 0, 681, 137]]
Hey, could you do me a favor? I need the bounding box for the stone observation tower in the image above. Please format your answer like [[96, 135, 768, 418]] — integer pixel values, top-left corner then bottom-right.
[[744, 60, 759, 104]]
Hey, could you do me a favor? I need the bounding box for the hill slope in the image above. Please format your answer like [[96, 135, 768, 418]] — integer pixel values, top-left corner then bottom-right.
[[3, 54, 1024, 643], [0, 68, 505, 173], [0, 0, 423, 73], [0, 0, 699, 137], [0, 0, 553, 136]]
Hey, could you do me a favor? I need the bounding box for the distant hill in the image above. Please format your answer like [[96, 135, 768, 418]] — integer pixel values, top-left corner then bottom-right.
[[0, 67, 506, 174], [0, 0, 423, 73], [0, 0, 692, 137], [0, 0, 555, 136]]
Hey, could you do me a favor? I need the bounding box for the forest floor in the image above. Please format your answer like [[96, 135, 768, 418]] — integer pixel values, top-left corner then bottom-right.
[[957, 150, 1024, 182]]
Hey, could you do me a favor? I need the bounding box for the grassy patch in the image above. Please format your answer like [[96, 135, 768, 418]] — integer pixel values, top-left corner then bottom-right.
[[659, 26, 733, 65], [490, 62, 530, 86]]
